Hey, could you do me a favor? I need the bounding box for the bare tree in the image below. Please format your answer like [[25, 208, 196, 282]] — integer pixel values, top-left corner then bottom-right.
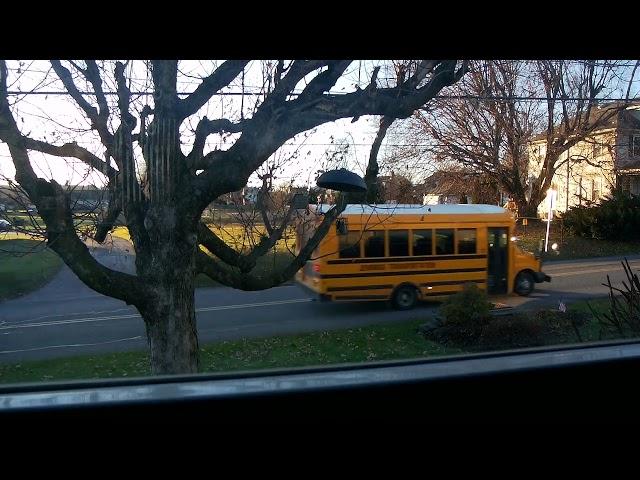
[[391, 60, 637, 216], [354, 60, 456, 204], [0, 59, 466, 374]]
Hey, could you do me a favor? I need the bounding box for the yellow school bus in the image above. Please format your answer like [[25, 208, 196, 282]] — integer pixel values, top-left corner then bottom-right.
[[295, 204, 550, 309]]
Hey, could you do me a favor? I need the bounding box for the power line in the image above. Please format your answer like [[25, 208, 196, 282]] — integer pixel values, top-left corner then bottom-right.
[[5, 90, 640, 103]]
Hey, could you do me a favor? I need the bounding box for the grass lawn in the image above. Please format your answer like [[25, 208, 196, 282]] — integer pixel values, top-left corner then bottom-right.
[[0, 296, 631, 386], [0, 318, 457, 385], [0, 239, 63, 301]]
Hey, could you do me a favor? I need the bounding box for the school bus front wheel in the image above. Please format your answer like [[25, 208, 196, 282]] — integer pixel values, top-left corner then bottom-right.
[[514, 271, 535, 296]]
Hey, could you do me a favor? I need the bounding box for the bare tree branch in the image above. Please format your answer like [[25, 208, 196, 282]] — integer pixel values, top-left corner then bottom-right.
[[197, 198, 346, 290], [50, 60, 113, 147], [22, 137, 117, 180], [197, 198, 296, 273], [194, 60, 466, 209], [178, 60, 250, 119], [187, 117, 246, 169], [0, 60, 146, 305]]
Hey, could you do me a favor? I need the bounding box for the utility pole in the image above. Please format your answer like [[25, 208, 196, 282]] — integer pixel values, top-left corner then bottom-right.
[[567, 155, 570, 212]]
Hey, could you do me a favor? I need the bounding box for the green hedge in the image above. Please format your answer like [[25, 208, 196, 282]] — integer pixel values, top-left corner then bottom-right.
[[562, 189, 640, 241]]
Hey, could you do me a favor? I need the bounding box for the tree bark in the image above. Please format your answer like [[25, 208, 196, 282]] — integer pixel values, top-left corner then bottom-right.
[[137, 209, 200, 375], [141, 276, 199, 375]]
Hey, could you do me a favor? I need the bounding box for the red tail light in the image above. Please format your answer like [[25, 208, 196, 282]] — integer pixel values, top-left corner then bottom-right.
[[313, 264, 320, 273]]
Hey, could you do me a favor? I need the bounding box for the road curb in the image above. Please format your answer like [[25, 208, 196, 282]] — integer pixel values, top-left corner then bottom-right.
[[543, 254, 640, 266]]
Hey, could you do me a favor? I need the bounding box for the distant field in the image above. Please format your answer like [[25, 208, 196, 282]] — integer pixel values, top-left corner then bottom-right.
[[112, 224, 296, 256], [0, 239, 63, 301], [110, 224, 296, 287], [1, 212, 95, 234], [112, 224, 295, 252]]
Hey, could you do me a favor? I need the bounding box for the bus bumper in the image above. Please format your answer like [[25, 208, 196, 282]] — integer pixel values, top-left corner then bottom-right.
[[533, 271, 551, 283], [295, 280, 331, 301]]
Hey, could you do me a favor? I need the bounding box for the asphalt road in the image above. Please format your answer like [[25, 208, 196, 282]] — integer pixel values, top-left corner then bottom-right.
[[1, 245, 639, 364]]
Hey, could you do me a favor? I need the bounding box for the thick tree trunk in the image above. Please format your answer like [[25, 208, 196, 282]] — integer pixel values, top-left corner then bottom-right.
[[136, 209, 200, 375], [517, 202, 538, 219], [522, 186, 546, 219], [141, 274, 199, 375]]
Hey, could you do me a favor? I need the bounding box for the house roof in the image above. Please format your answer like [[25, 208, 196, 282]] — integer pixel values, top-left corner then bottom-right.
[[415, 170, 479, 196], [530, 102, 640, 142]]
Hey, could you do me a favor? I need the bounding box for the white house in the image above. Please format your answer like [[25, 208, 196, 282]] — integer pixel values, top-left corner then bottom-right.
[[528, 103, 640, 217]]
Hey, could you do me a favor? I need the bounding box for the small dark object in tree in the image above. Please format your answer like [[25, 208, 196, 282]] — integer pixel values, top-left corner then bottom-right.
[[316, 169, 367, 193]]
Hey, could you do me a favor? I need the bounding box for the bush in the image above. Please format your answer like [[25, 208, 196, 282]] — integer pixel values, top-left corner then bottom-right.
[[589, 258, 640, 339], [479, 310, 585, 350], [478, 314, 545, 349], [563, 189, 640, 241], [561, 204, 596, 238], [429, 284, 493, 346], [439, 283, 492, 326], [421, 283, 587, 349]]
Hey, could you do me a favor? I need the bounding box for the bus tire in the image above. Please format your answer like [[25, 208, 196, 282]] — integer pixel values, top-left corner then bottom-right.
[[392, 285, 418, 310], [514, 271, 535, 296]]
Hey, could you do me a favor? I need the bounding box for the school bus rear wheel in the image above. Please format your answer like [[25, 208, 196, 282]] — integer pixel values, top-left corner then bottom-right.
[[392, 285, 418, 310]]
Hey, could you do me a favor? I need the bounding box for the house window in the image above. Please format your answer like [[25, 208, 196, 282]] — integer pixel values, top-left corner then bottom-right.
[[592, 142, 605, 158], [632, 135, 640, 157], [592, 179, 601, 202]]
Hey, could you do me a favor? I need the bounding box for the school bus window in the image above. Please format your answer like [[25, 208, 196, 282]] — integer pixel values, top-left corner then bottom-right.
[[457, 228, 477, 254], [389, 230, 409, 257], [363, 230, 385, 258], [435, 229, 455, 255], [412, 229, 432, 256], [338, 231, 361, 258]]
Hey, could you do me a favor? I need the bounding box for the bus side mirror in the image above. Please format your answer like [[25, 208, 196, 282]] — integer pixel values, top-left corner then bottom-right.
[[336, 219, 348, 235]]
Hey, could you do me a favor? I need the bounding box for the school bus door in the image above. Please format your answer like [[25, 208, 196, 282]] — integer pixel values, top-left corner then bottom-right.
[[487, 227, 508, 294]]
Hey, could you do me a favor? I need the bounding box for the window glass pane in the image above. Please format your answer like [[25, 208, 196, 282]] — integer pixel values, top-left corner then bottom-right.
[[363, 230, 385, 257], [388, 230, 409, 257], [435, 229, 454, 255], [338, 232, 361, 258], [457, 229, 477, 254], [413, 230, 432, 256]]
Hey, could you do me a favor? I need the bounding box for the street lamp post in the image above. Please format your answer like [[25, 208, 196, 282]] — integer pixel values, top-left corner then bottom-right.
[[545, 187, 557, 252]]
